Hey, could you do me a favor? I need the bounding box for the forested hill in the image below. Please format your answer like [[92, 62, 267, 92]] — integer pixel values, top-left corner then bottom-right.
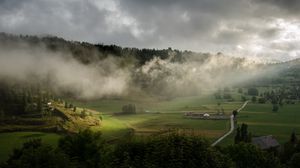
[[0, 32, 198, 65], [0, 33, 300, 87], [2, 32, 300, 67], [1, 32, 299, 98]]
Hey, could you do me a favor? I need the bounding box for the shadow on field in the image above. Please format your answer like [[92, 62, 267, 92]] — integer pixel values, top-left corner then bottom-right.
[[21, 133, 45, 139]]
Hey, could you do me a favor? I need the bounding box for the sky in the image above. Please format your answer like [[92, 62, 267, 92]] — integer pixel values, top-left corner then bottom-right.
[[0, 0, 300, 61]]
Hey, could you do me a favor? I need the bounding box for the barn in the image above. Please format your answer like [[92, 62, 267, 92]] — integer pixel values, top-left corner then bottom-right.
[[252, 135, 280, 150]]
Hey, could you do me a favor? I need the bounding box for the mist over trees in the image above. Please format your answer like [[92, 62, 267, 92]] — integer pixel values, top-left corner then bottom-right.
[[1, 32, 299, 102], [0, 33, 185, 66], [0, 32, 270, 100], [1, 32, 300, 117]]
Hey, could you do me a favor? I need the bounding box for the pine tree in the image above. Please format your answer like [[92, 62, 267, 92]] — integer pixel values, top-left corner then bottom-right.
[[235, 123, 252, 143], [235, 126, 241, 144], [290, 131, 298, 144], [37, 94, 43, 114], [272, 104, 279, 112], [232, 110, 238, 118], [247, 132, 252, 143], [241, 123, 248, 142], [21, 92, 28, 114], [64, 102, 68, 108]]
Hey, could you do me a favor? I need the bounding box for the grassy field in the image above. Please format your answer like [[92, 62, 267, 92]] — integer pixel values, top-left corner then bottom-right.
[[91, 113, 231, 142], [0, 132, 61, 162], [0, 94, 240, 162], [238, 103, 300, 143], [1, 94, 298, 162], [220, 102, 300, 145], [72, 94, 242, 142], [4, 89, 299, 161], [69, 94, 243, 114]]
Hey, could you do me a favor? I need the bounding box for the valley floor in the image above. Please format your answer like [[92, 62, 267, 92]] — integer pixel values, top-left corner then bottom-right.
[[1, 90, 300, 162]]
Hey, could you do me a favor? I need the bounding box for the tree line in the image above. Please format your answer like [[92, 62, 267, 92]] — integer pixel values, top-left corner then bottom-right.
[[2, 129, 295, 168], [0, 32, 188, 66], [0, 83, 53, 118]]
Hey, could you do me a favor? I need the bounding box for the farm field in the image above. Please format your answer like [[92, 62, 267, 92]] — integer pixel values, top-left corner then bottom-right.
[[69, 94, 243, 114], [1, 90, 299, 162], [72, 94, 242, 141], [91, 113, 231, 142], [220, 102, 300, 145], [238, 103, 300, 143], [0, 132, 61, 162], [0, 95, 238, 162]]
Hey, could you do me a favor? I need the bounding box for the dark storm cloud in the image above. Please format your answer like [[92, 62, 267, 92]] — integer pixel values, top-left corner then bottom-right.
[[0, 0, 299, 60], [253, 0, 300, 14], [117, 0, 253, 48]]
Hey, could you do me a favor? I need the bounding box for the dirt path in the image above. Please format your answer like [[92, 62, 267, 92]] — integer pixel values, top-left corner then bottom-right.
[[211, 101, 248, 146], [237, 101, 249, 112]]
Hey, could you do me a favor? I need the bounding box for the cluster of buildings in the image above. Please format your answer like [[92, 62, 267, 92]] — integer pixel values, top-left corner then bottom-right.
[[184, 112, 230, 120]]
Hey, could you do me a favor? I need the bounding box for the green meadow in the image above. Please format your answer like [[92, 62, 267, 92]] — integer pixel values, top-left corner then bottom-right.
[[220, 102, 300, 145], [69, 94, 243, 113], [72, 94, 242, 141], [91, 113, 231, 142], [1, 90, 299, 161], [238, 103, 300, 143]]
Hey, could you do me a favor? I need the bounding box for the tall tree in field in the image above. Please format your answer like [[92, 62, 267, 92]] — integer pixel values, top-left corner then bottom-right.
[[235, 123, 251, 143], [37, 94, 43, 114], [251, 96, 257, 103], [235, 126, 241, 144], [241, 123, 249, 142], [272, 104, 279, 112], [290, 131, 298, 144], [64, 102, 68, 108], [232, 110, 238, 118], [21, 92, 28, 114]]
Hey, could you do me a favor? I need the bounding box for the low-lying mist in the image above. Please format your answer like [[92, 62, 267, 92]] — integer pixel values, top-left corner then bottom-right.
[[134, 53, 270, 97], [0, 44, 130, 99], [0, 40, 286, 100]]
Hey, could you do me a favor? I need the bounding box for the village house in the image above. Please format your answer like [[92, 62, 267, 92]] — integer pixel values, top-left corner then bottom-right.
[[252, 135, 280, 150]]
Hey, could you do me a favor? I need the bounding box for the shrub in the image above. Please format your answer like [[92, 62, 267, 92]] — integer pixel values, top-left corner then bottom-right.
[[2, 139, 71, 168]]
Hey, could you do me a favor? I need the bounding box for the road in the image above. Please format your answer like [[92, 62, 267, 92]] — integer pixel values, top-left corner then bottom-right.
[[211, 101, 249, 146], [237, 101, 249, 112]]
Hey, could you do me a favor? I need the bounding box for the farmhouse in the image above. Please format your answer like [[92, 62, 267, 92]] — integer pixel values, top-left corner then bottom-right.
[[184, 112, 229, 120], [252, 135, 280, 150], [203, 113, 210, 117]]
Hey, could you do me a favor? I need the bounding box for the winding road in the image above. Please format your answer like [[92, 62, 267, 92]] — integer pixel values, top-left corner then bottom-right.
[[211, 101, 249, 146]]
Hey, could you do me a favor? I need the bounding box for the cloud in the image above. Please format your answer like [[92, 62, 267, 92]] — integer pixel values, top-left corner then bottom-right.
[[135, 53, 271, 97], [0, 0, 300, 60], [253, 0, 300, 14]]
